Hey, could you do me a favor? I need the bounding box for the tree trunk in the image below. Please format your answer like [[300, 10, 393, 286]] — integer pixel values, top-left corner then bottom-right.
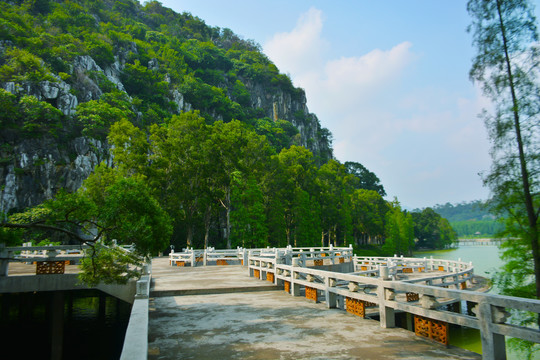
[[204, 205, 211, 249], [496, 0, 540, 302], [224, 188, 231, 249], [186, 225, 193, 248]]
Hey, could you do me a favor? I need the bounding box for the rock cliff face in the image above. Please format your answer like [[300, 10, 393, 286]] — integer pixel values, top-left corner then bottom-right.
[[244, 79, 331, 158], [0, 2, 333, 215], [0, 137, 108, 214]]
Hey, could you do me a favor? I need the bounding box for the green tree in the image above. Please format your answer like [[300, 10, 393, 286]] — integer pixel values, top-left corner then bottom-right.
[[350, 189, 388, 246], [230, 173, 268, 248], [76, 99, 132, 139], [209, 119, 272, 248], [19, 95, 63, 136], [468, 0, 540, 318], [147, 111, 211, 248], [412, 207, 456, 249], [274, 146, 318, 246], [316, 159, 355, 247], [383, 199, 414, 256], [344, 161, 386, 196]]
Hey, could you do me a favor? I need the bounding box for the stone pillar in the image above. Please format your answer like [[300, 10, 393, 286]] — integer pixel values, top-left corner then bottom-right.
[[291, 280, 301, 297], [203, 249, 208, 266], [325, 277, 337, 309], [379, 265, 390, 280], [50, 291, 65, 360], [475, 302, 507, 360], [0, 243, 8, 276], [191, 250, 195, 267], [291, 258, 301, 296], [377, 278, 395, 328], [406, 312, 413, 331], [243, 250, 249, 267]]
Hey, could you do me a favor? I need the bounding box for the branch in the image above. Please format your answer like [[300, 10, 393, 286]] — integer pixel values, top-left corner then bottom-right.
[[1, 222, 96, 244], [218, 198, 228, 210]]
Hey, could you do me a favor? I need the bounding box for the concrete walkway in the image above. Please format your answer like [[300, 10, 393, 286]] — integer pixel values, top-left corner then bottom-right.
[[148, 258, 480, 359]]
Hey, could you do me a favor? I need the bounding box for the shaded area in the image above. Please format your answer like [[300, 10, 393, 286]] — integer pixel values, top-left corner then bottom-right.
[[0, 289, 131, 360]]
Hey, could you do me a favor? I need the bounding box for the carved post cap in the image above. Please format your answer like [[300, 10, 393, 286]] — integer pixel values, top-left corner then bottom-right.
[[385, 288, 395, 301], [47, 249, 58, 258], [420, 295, 439, 309], [379, 265, 390, 280], [306, 274, 314, 282], [492, 306, 510, 324], [348, 282, 359, 292]]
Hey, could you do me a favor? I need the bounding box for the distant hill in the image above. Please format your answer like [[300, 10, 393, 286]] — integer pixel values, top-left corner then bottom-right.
[[430, 201, 493, 222], [415, 201, 504, 238]]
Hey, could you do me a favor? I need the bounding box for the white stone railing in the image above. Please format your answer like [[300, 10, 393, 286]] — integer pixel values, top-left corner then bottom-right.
[[248, 253, 540, 360], [353, 255, 475, 288], [169, 247, 244, 266], [168, 245, 354, 268], [0, 243, 90, 275], [0, 242, 141, 276]]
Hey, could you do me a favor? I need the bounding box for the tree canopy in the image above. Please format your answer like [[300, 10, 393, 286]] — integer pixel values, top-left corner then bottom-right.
[[468, 0, 540, 351]]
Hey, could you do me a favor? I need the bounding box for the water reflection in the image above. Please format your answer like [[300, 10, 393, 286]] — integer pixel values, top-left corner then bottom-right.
[[0, 289, 131, 359]]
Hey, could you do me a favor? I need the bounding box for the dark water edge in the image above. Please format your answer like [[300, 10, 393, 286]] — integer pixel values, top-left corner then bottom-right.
[[0, 289, 131, 360]]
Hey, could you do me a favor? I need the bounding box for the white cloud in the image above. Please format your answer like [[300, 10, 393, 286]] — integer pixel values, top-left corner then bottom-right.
[[264, 8, 491, 208], [264, 8, 328, 75], [324, 42, 415, 91]]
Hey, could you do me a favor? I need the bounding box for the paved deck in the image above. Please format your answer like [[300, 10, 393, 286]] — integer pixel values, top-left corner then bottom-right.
[[147, 257, 481, 360]]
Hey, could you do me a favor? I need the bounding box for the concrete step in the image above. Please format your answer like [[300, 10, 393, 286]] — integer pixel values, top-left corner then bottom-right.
[[151, 284, 282, 297]]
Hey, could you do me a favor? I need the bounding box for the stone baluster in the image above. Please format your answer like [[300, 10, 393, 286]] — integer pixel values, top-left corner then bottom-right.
[[0, 243, 9, 276], [377, 270, 395, 328]]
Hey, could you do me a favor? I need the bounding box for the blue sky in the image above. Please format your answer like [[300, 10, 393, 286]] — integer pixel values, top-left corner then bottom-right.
[[150, 0, 538, 209]]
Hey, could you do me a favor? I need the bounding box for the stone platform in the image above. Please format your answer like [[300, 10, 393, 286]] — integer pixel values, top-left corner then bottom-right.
[[147, 257, 480, 359]]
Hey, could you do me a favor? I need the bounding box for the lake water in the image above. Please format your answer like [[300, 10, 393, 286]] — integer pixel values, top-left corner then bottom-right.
[[414, 245, 537, 359], [414, 245, 505, 280]]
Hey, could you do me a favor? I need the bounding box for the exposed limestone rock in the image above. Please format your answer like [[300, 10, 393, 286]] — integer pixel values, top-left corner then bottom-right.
[[242, 78, 332, 162], [172, 89, 192, 113], [0, 137, 108, 214], [2, 79, 78, 116], [104, 60, 126, 92]]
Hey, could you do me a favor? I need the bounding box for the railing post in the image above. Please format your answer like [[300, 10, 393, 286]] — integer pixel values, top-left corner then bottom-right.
[[203, 249, 207, 266], [291, 258, 301, 296], [475, 302, 507, 360], [190, 249, 195, 267], [377, 266, 395, 328], [0, 243, 9, 276], [325, 276, 337, 309], [243, 249, 249, 267]]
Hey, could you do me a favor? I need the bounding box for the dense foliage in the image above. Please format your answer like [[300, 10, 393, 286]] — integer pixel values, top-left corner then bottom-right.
[[0, 0, 323, 155]]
